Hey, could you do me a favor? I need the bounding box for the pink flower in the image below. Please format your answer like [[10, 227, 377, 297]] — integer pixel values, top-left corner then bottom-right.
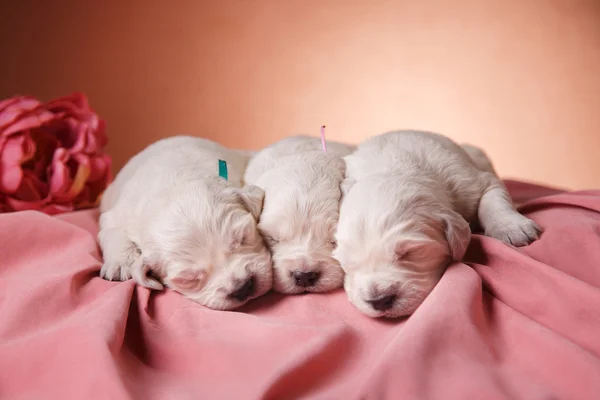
[[0, 93, 112, 215]]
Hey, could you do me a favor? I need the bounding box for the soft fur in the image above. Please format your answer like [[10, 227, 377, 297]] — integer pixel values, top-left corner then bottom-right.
[[334, 130, 541, 318], [245, 135, 355, 294], [98, 136, 272, 310]]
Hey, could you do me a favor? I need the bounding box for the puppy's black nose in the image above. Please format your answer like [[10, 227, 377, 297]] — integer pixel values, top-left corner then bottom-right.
[[229, 276, 255, 302], [293, 271, 320, 287], [367, 295, 396, 311]]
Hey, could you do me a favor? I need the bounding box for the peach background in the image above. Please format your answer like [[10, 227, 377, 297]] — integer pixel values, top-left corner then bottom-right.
[[1, 1, 599, 189]]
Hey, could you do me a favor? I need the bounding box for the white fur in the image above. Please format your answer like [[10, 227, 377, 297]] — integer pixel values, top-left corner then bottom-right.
[[245, 135, 355, 294], [98, 136, 272, 310], [334, 130, 541, 318]]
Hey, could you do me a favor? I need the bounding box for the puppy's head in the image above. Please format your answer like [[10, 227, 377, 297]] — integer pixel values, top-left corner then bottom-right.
[[256, 152, 346, 294], [333, 178, 470, 318], [137, 179, 272, 310]]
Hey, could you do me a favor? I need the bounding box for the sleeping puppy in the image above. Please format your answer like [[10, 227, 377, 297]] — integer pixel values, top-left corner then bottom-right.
[[334, 130, 541, 318], [98, 136, 272, 310], [244, 135, 355, 294]]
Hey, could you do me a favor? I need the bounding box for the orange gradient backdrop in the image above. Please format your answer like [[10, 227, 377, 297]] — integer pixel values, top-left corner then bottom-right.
[[1, 1, 599, 189]]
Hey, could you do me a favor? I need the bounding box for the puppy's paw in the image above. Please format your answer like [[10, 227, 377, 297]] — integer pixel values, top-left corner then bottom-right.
[[485, 214, 542, 247], [100, 261, 132, 282]]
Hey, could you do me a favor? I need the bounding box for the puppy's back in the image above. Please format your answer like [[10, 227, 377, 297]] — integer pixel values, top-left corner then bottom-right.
[[345, 130, 489, 219], [345, 130, 478, 179], [245, 135, 354, 184], [101, 136, 246, 213], [460, 144, 497, 175]]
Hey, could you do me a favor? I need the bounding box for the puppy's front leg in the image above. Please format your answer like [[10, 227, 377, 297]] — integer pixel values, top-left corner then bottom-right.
[[98, 227, 164, 290], [98, 211, 141, 282], [98, 226, 139, 282], [477, 176, 542, 246]]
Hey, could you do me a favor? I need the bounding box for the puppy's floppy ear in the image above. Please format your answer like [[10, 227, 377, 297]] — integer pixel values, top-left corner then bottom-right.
[[340, 177, 356, 200], [440, 209, 471, 261], [130, 256, 164, 291], [332, 156, 347, 176], [237, 185, 265, 220]]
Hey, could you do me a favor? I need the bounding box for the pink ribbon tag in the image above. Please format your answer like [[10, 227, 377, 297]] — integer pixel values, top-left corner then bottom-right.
[[320, 125, 327, 153]]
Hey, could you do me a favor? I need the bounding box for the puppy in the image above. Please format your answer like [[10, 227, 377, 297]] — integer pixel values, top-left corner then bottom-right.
[[98, 136, 272, 310], [244, 135, 355, 294], [334, 130, 541, 318]]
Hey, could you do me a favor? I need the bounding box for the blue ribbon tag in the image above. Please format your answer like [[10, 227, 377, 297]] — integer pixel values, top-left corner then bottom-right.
[[218, 159, 228, 181]]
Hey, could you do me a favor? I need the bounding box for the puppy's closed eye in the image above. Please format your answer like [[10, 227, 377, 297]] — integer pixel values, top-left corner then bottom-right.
[[229, 233, 248, 252], [325, 225, 338, 247], [229, 219, 258, 252], [262, 234, 279, 247], [393, 240, 433, 264]]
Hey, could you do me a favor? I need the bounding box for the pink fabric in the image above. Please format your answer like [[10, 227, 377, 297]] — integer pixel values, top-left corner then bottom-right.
[[1, 182, 600, 400]]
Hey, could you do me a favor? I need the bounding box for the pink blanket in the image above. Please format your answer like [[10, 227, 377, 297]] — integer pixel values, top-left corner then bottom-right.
[[1, 180, 599, 400]]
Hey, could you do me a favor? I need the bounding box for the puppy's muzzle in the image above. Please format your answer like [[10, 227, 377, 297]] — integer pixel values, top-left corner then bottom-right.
[[366, 294, 396, 311], [292, 271, 321, 287], [228, 276, 256, 302]]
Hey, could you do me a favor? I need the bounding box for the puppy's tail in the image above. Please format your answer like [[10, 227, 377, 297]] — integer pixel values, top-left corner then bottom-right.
[[461, 144, 497, 175]]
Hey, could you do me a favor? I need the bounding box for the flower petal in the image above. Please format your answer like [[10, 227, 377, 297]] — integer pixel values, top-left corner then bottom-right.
[[88, 118, 108, 152], [0, 165, 23, 194], [66, 118, 88, 153], [0, 97, 21, 112], [12, 170, 47, 202], [0, 194, 9, 213], [0, 97, 44, 134], [75, 153, 110, 182], [1, 105, 55, 138], [26, 128, 60, 180], [68, 161, 91, 199], [49, 149, 91, 202], [46, 92, 89, 115], [4, 196, 46, 212], [40, 203, 74, 216], [48, 148, 72, 196], [0, 133, 36, 167]]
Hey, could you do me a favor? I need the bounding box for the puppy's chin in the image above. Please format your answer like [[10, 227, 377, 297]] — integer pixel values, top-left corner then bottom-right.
[[271, 257, 344, 294], [166, 249, 273, 310], [343, 269, 442, 319], [346, 284, 432, 319], [185, 275, 272, 311]]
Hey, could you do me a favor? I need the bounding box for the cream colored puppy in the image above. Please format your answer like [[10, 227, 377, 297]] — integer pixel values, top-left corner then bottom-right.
[[334, 130, 541, 318], [98, 136, 272, 310], [245, 135, 355, 294]]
